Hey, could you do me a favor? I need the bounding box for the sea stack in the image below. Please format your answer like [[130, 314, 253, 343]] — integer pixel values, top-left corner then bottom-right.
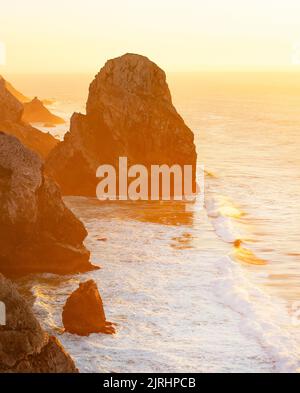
[[46, 53, 197, 196], [0, 132, 96, 276], [62, 280, 115, 336], [22, 97, 65, 125], [0, 77, 58, 159]]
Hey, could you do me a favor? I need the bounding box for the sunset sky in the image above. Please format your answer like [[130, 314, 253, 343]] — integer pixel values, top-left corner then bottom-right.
[[1, 0, 300, 73]]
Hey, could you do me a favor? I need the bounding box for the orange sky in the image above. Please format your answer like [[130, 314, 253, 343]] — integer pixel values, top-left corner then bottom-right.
[[1, 0, 300, 73]]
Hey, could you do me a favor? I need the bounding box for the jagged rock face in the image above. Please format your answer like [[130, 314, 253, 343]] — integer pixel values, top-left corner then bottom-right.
[[0, 78, 58, 159], [0, 274, 78, 372], [62, 280, 115, 336], [22, 97, 65, 125], [0, 132, 96, 276], [86, 53, 172, 116], [46, 53, 197, 196]]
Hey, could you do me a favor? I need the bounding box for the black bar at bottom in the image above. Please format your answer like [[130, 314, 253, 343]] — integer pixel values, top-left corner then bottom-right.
[[0, 373, 298, 392]]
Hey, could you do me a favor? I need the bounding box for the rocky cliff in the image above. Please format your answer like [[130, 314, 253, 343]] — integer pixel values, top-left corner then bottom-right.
[[0, 274, 77, 372], [22, 97, 65, 125], [0, 77, 58, 159], [1, 77, 30, 103], [46, 53, 197, 196], [0, 132, 96, 276]]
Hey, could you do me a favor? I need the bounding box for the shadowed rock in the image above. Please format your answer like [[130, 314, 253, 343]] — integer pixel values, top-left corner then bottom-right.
[[0, 274, 78, 372], [46, 53, 197, 196], [62, 280, 115, 336], [0, 132, 97, 276], [0, 77, 58, 159]]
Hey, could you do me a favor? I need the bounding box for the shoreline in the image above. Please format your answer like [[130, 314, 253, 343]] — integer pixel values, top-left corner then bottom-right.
[[20, 195, 286, 373]]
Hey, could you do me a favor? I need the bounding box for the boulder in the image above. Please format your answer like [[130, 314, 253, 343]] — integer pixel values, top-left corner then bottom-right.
[[0, 132, 97, 276], [22, 97, 65, 125], [46, 53, 197, 196], [0, 273, 78, 372], [62, 280, 115, 336], [0, 77, 58, 159]]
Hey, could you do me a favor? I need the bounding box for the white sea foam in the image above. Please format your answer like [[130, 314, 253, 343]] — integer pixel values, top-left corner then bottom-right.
[[205, 195, 244, 243], [24, 197, 276, 373], [213, 255, 300, 372], [205, 192, 300, 372]]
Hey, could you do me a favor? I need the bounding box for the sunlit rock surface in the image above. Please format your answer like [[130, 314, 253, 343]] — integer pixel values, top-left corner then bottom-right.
[[22, 97, 65, 125], [1, 77, 30, 103], [0, 77, 58, 159], [46, 53, 197, 196]]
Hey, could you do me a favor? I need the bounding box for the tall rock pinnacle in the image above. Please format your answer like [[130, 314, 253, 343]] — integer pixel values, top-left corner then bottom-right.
[[46, 53, 197, 196]]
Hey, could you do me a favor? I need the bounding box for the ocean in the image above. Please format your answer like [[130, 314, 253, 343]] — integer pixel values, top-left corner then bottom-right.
[[11, 71, 300, 372]]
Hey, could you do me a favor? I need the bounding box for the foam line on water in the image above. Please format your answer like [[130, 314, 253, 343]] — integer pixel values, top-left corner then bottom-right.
[[213, 255, 300, 372], [205, 195, 244, 243]]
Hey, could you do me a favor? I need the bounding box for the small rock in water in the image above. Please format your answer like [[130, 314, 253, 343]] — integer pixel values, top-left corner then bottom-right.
[[62, 280, 115, 336]]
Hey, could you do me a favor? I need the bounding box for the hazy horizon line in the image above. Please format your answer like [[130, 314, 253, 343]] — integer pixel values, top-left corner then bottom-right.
[[3, 67, 300, 77]]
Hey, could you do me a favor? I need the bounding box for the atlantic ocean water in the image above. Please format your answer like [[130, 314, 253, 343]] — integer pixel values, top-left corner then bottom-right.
[[12, 72, 300, 372]]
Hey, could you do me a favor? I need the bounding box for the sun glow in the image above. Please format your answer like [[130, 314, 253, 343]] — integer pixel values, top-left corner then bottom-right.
[[1, 0, 300, 74]]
